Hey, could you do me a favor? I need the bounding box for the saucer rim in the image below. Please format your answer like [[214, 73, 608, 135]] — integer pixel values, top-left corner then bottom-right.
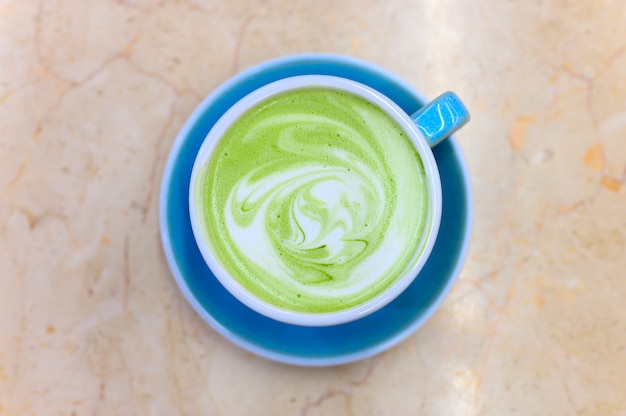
[[159, 53, 473, 367]]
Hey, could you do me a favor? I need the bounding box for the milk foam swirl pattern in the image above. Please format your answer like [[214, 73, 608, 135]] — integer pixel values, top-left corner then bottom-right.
[[198, 89, 429, 313]]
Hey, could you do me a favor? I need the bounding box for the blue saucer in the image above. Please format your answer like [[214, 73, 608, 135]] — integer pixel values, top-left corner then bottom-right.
[[159, 54, 472, 366]]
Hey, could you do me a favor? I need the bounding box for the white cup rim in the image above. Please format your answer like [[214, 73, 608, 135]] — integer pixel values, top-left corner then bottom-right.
[[189, 75, 442, 326]]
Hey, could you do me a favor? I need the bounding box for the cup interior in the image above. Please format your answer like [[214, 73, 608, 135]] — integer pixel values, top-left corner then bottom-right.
[[189, 75, 442, 326]]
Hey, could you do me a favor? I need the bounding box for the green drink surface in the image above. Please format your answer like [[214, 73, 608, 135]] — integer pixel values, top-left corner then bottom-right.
[[194, 88, 430, 313]]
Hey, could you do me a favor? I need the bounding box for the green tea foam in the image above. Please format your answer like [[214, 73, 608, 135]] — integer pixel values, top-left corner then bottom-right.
[[194, 88, 429, 313]]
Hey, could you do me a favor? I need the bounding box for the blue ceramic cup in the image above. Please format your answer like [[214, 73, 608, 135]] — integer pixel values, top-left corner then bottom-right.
[[187, 73, 469, 327]]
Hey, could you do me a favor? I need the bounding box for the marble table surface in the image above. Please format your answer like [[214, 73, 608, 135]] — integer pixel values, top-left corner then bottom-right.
[[1, 1, 625, 414]]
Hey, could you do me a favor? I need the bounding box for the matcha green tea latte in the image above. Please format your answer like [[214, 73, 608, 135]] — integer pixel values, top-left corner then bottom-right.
[[192, 86, 432, 316]]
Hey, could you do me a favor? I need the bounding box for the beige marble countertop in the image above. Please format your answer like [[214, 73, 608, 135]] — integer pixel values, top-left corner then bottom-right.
[[2, 0, 626, 414]]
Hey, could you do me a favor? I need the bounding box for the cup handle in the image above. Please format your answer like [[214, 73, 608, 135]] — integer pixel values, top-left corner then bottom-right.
[[411, 92, 470, 147]]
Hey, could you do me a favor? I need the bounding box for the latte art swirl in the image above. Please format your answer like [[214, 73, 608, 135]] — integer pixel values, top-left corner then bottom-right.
[[197, 88, 429, 313]]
